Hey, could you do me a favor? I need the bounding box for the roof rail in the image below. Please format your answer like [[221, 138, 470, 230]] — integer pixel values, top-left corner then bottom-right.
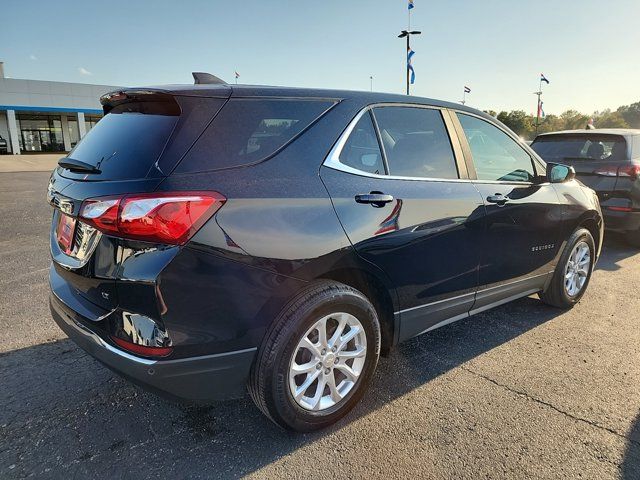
[[192, 72, 227, 85]]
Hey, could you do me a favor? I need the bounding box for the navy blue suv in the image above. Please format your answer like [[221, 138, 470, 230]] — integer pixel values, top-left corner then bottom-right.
[[48, 77, 603, 431]]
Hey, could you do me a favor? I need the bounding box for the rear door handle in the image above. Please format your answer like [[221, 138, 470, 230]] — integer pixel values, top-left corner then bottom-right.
[[355, 192, 394, 208], [486, 193, 509, 205]]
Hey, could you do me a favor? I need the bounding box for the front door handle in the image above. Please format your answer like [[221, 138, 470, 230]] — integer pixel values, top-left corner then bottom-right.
[[355, 192, 394, 208], [486, 193, 509, 206]]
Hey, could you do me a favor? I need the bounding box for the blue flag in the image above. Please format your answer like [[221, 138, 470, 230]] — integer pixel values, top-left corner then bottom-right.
[[407, 48, 416, 84], [540, 73, 550, 84], [408, 0, 414, 9]]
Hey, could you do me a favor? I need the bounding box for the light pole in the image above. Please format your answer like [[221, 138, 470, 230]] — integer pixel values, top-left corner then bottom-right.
[[398, 30, 421, 95]]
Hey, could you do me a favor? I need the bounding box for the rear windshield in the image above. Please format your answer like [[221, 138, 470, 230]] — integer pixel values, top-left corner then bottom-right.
[[60, 101, 179, 180], [175, 98, 335, 173], [531, 135, 627, 162]]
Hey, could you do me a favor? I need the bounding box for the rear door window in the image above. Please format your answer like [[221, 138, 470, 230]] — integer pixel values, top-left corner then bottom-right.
[[372, 106, 458, 179], [531, 135, 628, 162], [61, 101, 180, 181], [457, 113, 535, 182], [338, 113, 386, 175], [176, 98, 335, 173]]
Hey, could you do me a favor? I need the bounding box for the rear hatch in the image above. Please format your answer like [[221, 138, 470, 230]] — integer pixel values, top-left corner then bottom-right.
[[49, 87, 230, 311], [531, 133, 629, 196]]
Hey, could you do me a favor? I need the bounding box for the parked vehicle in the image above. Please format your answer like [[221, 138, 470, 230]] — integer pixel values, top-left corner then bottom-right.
[[531, 129, 640, 246], [48, 77, 603, 432], [0, 134, 8, 154]]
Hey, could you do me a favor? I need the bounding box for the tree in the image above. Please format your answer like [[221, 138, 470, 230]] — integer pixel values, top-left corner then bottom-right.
[[496, 110, 534, 138], [617, 102, 640, 128], [594, 109, 629, 128], [559, 110, 590, 130]]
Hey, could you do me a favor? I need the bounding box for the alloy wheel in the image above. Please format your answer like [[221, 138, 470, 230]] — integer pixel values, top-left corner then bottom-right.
[[288, 312, 367, 411], [564, 241, 591, 297]]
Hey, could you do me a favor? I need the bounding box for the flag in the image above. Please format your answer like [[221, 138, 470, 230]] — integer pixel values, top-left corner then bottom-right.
[[407, 48, 415, 84], [407, 48, 416, 84], [538, 100, 545, 119], [408, 0, 414, 9], [540, 73, 549, 84], [464, 86, 471, 94], [235, 71, 240, 79]]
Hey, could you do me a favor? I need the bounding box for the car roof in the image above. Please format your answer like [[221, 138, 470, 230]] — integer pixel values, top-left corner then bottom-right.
[[116, 83, 491, 119], [535, 128, 640, 139]]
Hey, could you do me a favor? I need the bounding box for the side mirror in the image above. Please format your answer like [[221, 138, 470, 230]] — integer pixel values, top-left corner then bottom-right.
[[547, 163, 576, 183]]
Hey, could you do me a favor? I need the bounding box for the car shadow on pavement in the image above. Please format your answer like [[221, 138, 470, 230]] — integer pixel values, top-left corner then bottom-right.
[[622, 413, 640, 479], [596, 232, 640, 272], [1, 295, 569, 479]]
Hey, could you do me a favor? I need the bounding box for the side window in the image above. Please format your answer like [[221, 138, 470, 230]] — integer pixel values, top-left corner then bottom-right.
[[372, 106, 458, 179], [339, 112, 386, 175], [457, 113, 535, 182]]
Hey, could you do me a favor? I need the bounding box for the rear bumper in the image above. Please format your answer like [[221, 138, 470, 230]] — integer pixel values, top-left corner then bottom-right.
[[50, 292, 256, 402], [602, 209, 640, 233]]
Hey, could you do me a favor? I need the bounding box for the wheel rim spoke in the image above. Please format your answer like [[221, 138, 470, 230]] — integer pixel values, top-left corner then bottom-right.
[[335, 363, 358, 382], [291, 360, 319, 375], [336, 326, 361, 351], [338, 346, 366, 360], [294, 369, 321, 400], [300, 336, 322, 358], [289, 311, 367, 411]]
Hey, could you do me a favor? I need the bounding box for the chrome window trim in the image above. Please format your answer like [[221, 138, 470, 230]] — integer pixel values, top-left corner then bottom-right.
[[323, 103, 536, 186]]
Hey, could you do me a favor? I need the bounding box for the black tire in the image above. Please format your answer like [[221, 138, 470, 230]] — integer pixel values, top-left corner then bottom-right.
[[248, 280, 381, 432], [626, 229, 640, 248], [539, 227, 595, 309]]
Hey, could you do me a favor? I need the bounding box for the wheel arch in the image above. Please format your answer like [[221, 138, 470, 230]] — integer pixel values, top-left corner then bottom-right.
[[317, 267, 398, 355]]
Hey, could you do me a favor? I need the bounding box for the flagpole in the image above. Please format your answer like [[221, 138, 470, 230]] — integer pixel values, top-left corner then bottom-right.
[[462, 89, 466, 105], [534, 77, 542, 134], [399, 2, 420, 96], [407, 5, 411, 95]]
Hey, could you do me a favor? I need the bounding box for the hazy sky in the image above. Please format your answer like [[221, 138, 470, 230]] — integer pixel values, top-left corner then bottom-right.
[[2, 0, 639, 115]]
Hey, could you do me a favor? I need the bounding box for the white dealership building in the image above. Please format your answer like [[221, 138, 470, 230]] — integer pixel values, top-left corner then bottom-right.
[[0, 62, 120, 154]]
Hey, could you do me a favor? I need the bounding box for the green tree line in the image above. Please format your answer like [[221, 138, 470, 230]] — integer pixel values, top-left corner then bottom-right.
[[485, 101, 640, 140]]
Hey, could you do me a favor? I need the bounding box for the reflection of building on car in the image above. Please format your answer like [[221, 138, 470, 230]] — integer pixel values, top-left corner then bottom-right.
[[531, 129, 640, 246]]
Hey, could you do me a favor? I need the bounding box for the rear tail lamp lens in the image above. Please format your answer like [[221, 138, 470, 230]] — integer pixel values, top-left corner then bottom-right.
[[80, 191, 225, 245], [111, 336, 173, 358], [593, 164, 640, 179], [617, 164, 640, 179]]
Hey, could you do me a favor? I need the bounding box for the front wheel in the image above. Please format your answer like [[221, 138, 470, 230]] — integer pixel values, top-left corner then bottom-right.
[[539, 227, 595, 309], [248, 281, 381, 432]]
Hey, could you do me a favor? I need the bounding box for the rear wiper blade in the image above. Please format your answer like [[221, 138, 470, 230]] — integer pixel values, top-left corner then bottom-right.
[[58, 157, 101, 174]]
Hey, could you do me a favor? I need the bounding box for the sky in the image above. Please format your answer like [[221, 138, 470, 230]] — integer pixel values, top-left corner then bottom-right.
[[2, 0, 640, 116]]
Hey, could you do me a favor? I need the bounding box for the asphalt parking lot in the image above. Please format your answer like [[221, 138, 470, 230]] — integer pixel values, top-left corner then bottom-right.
[[1, 170, 639, 479]]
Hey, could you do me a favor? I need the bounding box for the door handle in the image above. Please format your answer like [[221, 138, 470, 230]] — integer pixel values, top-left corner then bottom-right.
[[355, 192, 394, 208], [486, 193, 509, 206]]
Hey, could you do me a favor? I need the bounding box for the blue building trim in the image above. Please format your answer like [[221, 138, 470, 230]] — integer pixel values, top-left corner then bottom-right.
[[0, 105, 103, 115]]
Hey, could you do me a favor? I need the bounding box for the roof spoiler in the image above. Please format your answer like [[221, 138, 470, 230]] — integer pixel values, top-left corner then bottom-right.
[[192, 72, 227, 85]]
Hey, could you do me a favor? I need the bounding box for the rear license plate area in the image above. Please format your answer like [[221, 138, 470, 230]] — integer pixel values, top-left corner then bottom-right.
[[56, 213, 77, 254]]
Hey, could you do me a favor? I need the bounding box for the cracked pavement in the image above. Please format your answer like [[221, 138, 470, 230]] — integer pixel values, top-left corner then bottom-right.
[[1, 171, 639, 479]]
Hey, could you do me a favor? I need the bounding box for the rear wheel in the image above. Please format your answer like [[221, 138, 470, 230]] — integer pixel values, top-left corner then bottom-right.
[[248, 281, 381, 432], [539, 227, 595, 309]]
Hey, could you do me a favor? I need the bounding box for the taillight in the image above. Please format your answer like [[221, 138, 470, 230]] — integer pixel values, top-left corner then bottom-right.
[[593, 164, 640, 179], [111, 336, 173, 358], [617, 164, 640, 179], [80, 191, 225, 245]]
